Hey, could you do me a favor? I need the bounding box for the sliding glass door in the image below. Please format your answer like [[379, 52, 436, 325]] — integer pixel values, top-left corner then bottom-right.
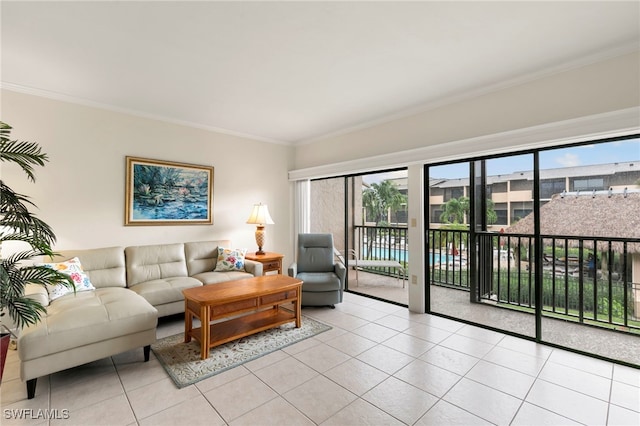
[[536, 139, 640, 364], [427, 156, 537, 338], [309, 169, 408, 304], [425, 136, 640, 365]]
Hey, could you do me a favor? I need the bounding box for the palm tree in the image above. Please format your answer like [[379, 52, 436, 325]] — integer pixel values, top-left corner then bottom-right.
[[439, 196, 497, 225], [438, 196, 497, 255], [485, 198, 498, 225], [1, 122, 73, 329], [362, 180, 407, 225], [439, 196, 469, 224]]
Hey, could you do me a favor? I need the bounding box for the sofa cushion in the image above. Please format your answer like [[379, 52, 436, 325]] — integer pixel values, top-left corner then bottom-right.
[[18, 287, 158, 362], [184, 240, 230, 276], [125, 243, 188, 287], [215, 247, 247, 271], [191, 270, 254, 285], [297, 272, 343, 292], [128, 276, 202, 306], [39, 257, 96, 301], [49, 247, 127, 288]]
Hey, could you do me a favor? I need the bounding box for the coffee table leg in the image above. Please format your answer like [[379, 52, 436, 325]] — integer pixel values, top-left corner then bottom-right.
[[295, 288, 302, 328], [184, 300, 192, 343], [200, 305, 210, 359]]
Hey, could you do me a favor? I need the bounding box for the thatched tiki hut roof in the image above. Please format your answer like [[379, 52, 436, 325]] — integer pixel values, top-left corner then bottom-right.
[[505, 190, 640, 254]]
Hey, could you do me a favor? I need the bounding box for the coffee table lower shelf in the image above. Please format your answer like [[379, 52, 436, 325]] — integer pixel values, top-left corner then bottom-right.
[[187, 308, 297, 354]]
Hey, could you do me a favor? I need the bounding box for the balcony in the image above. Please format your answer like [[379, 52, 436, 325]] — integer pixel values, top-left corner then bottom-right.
[[346, 268, 408, 306], [429, 230, 640, 333], [345, 225, 640, 365]]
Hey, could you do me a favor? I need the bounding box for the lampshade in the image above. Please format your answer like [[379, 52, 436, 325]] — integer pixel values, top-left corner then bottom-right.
[[246, 203, 274, 225]]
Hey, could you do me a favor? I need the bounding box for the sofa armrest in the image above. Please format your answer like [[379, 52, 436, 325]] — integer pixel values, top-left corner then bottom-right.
[[24, 284, 50, 308], [288, 263, 298, 277], [244, 259, 263, 277]]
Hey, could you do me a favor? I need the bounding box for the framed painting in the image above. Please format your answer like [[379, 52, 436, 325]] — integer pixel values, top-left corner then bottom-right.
[[125, 156, 214, 226]]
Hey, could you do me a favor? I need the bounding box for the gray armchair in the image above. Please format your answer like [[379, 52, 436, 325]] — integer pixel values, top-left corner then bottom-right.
[[288, 233, 346, 308]]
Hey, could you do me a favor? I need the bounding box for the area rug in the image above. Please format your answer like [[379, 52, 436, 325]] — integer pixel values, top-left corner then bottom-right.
[[151, 315, 332, 388]]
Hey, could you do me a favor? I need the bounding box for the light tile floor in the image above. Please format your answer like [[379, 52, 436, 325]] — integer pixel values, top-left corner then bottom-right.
[[352, 270, 640, 366], [2, 292, 639, 425]]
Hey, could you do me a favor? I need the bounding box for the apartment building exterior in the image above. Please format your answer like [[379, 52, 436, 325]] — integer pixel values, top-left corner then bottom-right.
[[429, 161, 640, 229]]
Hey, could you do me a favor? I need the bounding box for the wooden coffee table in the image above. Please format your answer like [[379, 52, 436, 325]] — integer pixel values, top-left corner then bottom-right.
[[183, 274, 303, 359]]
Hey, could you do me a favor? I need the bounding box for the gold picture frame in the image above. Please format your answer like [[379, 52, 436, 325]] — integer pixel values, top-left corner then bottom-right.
[[125, 156, 214, 226]]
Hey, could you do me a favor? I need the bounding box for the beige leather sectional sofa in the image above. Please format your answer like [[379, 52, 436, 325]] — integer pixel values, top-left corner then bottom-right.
[[18, 240, 262, 399]]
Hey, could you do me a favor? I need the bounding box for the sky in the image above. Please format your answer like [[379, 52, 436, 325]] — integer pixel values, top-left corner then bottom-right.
[[430, 138, 639, 179], [361, 138, 639, 183]]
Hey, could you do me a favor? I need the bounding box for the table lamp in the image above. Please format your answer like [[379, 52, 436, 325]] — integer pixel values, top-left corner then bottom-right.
[[246, 203, 274, 255]]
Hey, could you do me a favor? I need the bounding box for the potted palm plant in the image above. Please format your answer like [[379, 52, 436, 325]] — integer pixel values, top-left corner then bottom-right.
[[0, 121, 73, 382]]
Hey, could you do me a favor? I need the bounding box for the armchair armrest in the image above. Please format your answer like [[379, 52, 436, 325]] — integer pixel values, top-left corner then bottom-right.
[[288, 262, 297, 277], [334, 262, 346, 284]]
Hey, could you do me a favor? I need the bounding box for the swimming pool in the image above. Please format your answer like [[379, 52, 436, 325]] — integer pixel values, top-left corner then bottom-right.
[[362, 247, 408, 263], [431, 253, 448, 264], [431, 253, 465, 265], [362, 246, 466, 265], [359, 248, 461, 265]]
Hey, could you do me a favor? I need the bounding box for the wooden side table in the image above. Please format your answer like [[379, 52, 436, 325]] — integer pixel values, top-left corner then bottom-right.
[[245, 252, 284, 275]]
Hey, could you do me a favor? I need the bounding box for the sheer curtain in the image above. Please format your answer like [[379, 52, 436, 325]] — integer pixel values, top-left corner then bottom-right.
[[292, 179, 310, 258]]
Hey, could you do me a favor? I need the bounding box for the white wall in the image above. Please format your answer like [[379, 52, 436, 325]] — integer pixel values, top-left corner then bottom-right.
[[1, 90, 295, 261], [293, 51, 640, 170]]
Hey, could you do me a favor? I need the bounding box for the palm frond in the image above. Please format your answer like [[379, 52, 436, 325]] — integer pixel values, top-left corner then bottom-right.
[[0, 181, 38, 210], [1, 250, 44, 267], [0, 121, 61, 329], [1, 261, 74, 311], [3, 297, 48, 329], [0, 126, 49, 182], [18, 266, 75, 290], [1, 181, 58, 249], [0, 122, 12, 142]]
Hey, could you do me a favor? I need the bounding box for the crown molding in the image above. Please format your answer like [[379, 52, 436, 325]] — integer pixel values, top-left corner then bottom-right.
[[0, 82, 291, 146]]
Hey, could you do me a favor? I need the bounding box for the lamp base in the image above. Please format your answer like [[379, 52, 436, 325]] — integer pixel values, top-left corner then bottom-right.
[[254, 226, 266, 256]]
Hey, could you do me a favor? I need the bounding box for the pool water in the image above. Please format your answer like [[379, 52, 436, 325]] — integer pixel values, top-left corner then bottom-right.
[[359, 248, 461, 265], [362, 247, 408, 262]]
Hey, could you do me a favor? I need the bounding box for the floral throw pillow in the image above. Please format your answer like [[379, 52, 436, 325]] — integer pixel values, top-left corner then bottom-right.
[[215, 247, 247, 272], [39, 257, 96, 301]]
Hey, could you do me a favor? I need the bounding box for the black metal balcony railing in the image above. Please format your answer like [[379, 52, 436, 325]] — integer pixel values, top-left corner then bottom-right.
[[353, 225, 408, 279], [428, 229, 471, 290], [354, 225, 639, 334], [429, 229, 640, 333], [488, 233, 639, 331]]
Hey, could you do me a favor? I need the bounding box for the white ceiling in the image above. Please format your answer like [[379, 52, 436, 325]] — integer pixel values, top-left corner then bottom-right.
[[2, 1, 639, 144]]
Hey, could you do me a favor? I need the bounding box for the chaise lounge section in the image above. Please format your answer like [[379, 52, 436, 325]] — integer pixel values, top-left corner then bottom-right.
[[19, 246, 158, 399]]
